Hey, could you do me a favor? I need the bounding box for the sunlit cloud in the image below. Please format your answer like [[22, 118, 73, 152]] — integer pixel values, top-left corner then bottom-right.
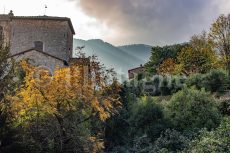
[[71, 0, 230, 45]]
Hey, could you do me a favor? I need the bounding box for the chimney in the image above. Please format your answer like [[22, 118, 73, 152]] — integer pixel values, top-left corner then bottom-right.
[[8, 10, 14, 16]]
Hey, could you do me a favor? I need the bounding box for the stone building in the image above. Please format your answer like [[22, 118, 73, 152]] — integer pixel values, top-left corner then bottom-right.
[[11, 48, 67, 72], [0, 11, 75, 70], [128, 64, 145, 79]]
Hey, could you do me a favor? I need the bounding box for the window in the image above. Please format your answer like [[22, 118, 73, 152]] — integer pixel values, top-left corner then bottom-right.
[[34, 41, 44, 51], [0, 26, 3, 40]]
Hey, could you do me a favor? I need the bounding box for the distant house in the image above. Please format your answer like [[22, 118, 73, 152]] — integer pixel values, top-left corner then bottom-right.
[[0, 10, 77, 70], [128, 64, 145, 79]]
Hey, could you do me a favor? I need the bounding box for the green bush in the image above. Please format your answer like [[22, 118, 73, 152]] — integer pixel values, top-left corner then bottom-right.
[[152, 129, 190, 153], [105, 109, 130, 150], [186, 73, 205, 90], [142, 75, 185, 96], [186, 69, 229, 93], [170, 76, 185, 94], [160, 77, 171, 96], [151, 75, 161, 96], [182, 117, 230, 153], [129, 97, 168, 142], [203, 69, 229, 93], [219, 99, 230, 116], [166, 87, 221, 131]]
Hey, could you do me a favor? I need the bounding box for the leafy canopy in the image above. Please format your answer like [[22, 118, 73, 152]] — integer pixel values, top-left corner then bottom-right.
[[166, 87, 221, 131]]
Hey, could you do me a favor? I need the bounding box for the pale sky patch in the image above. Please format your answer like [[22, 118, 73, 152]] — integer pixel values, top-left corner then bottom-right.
[[0, 0, 113, 42], [1, 0, 230, 46]]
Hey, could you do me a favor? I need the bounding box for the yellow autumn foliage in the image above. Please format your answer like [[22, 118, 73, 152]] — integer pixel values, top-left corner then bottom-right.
[[177, 32, 222, 75], [157, 58, 177, 75], [10, 60, 121, 125]]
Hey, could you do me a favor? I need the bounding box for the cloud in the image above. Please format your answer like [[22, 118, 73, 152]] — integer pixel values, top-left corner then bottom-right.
[[70, 0, 230, 45]]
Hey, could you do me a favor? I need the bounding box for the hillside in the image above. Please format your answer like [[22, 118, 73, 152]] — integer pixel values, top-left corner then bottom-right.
[[73, 39, 152, 79], [118, 44, 152, 62]]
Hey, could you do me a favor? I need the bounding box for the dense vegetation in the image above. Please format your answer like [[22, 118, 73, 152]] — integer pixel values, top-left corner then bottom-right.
[[0, 14, 230, 153], [104, 14, 230, 153]]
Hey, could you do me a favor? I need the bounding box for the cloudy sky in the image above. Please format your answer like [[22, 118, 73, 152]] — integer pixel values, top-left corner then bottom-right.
[[1, 0, 230, 46]]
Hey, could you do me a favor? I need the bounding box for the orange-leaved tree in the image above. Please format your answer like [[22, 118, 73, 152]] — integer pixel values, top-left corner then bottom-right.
[[9, 56, 121, 152], [157, 58, 179, 75]]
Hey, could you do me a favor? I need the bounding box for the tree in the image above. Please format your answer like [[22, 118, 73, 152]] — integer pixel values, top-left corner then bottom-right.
[[104, 84, 132, 151], [129, 97, 167, 142], [0, 37, 14, 101], [157, 58, 177, 75], [145, 44, 185, 74], [178, 32, 220, 75], [209, 14, 230, 72], [166, 87, 221, 131], [8, 56, 121, 152], [0, 37, 22, 153]]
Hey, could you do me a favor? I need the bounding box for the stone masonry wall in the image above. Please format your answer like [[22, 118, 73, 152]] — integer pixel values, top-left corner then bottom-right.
[[14, 50, 65, 72], [10, 19, 73, 61], [0, 16, 11, 44]]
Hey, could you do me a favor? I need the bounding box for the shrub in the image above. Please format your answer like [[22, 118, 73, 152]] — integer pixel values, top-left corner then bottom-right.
[[160, 77, 171, 96], [152, 129, 190, 153], [186, 73, 205, 90], [129, 97, 168, 142], [142, 75, 185, 96], [152, 75, 161, 96], [186, 69, 229, 93], [166, 87, 221, 131], [170, 76, 185, 94], [219, 99, 230, 116], [182, 117, 230, 153], [203, 69, 229, 93]]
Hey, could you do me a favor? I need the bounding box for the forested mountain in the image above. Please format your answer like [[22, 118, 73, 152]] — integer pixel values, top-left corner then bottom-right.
[[73, 39, 152, 78], [118, 44, 152, 62]]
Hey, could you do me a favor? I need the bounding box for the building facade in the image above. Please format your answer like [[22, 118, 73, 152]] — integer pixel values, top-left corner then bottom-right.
[[128, 64, 145, 79], [0, 11, 75, 65]]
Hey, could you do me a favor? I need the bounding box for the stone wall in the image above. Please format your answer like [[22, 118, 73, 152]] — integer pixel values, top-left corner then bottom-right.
[[0, 16, 11, 44], [13, 49, 66, 72], [10, 19, 73, 61], [128, 66, 145, 79]]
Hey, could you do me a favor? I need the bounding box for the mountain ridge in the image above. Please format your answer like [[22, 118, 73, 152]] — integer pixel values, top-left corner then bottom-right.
[[73, 39, 152, 79]]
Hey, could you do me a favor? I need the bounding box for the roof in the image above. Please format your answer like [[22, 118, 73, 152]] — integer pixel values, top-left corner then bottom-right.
[[11, 48, 67, 62], [128, 66, 145, 73], [0, 15, 75, 34]]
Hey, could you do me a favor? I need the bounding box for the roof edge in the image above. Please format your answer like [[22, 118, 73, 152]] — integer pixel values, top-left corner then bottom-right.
[[11, 48, 66, 62], [0, 15, 76, 34]]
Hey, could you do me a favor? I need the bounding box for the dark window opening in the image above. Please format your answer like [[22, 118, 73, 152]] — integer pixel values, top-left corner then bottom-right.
[[63, 60, 69, 66], [0, 26, 3, 40], [34, 41, 44, 51]]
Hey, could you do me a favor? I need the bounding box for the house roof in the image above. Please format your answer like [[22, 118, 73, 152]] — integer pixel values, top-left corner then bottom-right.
[[128, 66, 145, 73], [11, 48, 67, 63], [0, 14, 75, 34]]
